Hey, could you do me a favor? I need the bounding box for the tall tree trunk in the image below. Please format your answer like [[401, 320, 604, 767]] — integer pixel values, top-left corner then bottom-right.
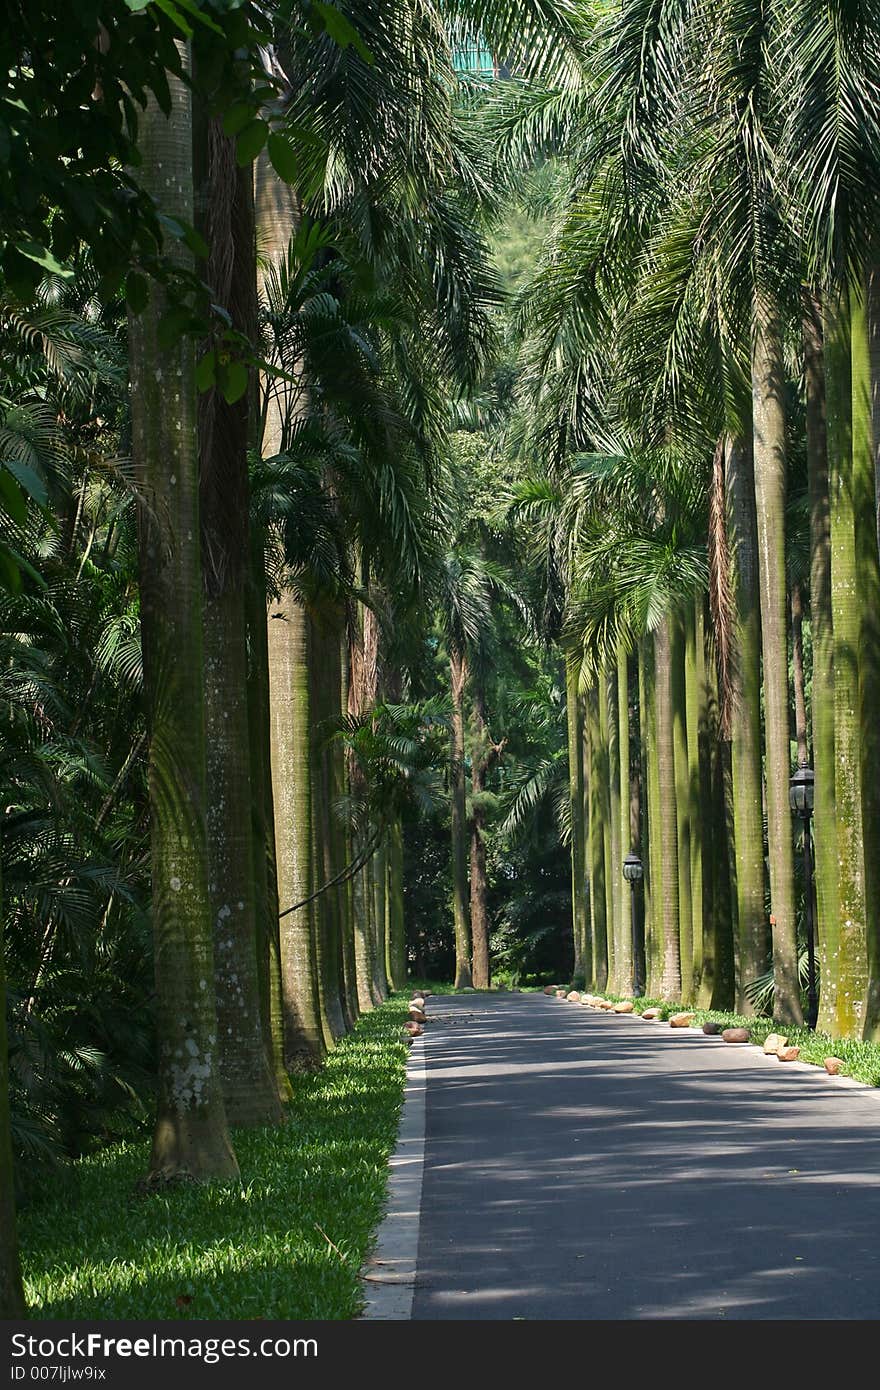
[[851, 280, 880, 1038], [586, 681, 609, 991], [825, 291, 868, 1036], [310, 609, 348, 1041], [268, 597, 325, 1070], [654, 618, 682, 1000], [751, 290, 802, 1023], [195, 114, 280, 1128], [604, 666, 623, 992], [372, 839, 389, 1003], [725, 434, 769, 1010], [686, 602, 705, 996], [450, 650, 472, 988], [0, 874, 25, 1316], [246, 539, 292, 1102], [131, 60, 237, 1182], [385, 816, 407, 991], [469, 679, 495, 990], [671, 612, 694, 1001], [565, 657, 588, 982], [790, 581, 809, 767], [338, 635, 360, 1024], [640, 638, 662, 996], [616, 643, 633, 993], [804, 296, 838, 1033], [349, 596, 382, 1009]]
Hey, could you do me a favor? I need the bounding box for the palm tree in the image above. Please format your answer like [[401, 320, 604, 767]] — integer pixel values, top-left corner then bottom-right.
[[0, 874, 25, 1315], [129, 61, 237, 1183]]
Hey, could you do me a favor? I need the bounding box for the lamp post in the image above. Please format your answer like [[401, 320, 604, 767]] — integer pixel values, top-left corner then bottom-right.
[[789, 764, 817, 1029], [622, 852, 643, 998]]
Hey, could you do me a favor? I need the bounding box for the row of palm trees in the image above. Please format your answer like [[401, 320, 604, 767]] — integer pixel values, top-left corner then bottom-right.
[[501, 0, 880, 1037], [0, 0, 585, 1319]]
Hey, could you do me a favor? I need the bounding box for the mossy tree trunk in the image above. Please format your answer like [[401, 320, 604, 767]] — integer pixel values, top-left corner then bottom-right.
[[685, 604, 704, 997], [586, 681, 608, 991], [670, 612, 693, 1001], [309, 607, 348, 1042], [654, 618, 682, 1000], [725, 434, 769, 1010], [804, 296, 838, 1033], [851, 280, 880, 1038], [450, 649, 472, 988], [131, 62, 237, 1183], [385, 816, 406, 991], [195, 113, 281, 1128], [565, 656, 589, 982], [640, 638, 662, 996], [751, 290, 802, 1023], [604, 666, 623, 992], [616, 643, 633, 993], [825, 291, 868, 1036]]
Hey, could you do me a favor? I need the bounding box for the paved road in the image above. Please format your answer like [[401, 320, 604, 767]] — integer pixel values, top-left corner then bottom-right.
[[410, 993, 880, 1320]]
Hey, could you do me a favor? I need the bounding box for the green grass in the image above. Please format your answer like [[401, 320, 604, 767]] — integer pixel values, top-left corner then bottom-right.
[[567, 988, 880, 1087], [20, 997, 410, 1320]]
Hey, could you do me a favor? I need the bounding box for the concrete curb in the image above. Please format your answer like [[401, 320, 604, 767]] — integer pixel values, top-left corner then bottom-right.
[[360, 1032, 427, 1320]]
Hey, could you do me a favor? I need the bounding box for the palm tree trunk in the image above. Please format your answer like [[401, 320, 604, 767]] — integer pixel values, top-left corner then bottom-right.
[[246, 535, 291, 1103], [372, 839, 389, 1003], [790, 581, 809, 766], [0, 878, 25, 1316], [604, 666, 623, 992], [804, 295, 838, 1033], [671, 611, 694, 1001], [686, 602, 705, 996], [654, 618, 682, 1000], [385, 816, 407, 991], [751, 289, 802, 1023], [131, 60, 237, 1182], [565, 656, 589, 982], [725, 434, 769, 1011], [195, 113, 280, 1128], [586, 680, 608, 991], [450, 650, 472, 988], [850, 280, 880, 1038], [825, 290, 868, 1036], [349, 596, 382, 1009], [640, 637, 661, 995], [268, 596, 326, 1070], [339, 635, 360, 1024], [310, 609, 347, 1041], [616, 643, 633, 992], [469, 681, 493, 990]]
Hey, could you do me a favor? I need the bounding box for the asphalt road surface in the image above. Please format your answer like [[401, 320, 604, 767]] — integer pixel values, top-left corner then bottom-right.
[[410, 992, 880, 1320]]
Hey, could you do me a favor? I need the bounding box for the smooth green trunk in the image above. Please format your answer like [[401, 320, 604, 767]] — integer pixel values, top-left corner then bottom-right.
[[599, 672, 618, 991], [654, 619, 682, 1000], [825, 292, 867, 1036], [725, 434, 769, 1010], [640, 639, 662, 996], [450, 651, 472, 988], [685, 604, 704, 995], [671, 612, 694, 1001], [804, 296, 838, 1034], [751, 290, 802, 1023], [565, 658, 589, 982], [616, 643, 634, 993], [586, 681, 608, 991]]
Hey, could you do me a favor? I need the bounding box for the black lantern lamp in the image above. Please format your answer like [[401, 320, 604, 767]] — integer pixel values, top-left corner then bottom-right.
[[622, 853, 643, 997]]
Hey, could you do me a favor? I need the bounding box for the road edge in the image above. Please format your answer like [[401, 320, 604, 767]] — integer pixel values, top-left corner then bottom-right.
[[359, 1031, 427, 1320]]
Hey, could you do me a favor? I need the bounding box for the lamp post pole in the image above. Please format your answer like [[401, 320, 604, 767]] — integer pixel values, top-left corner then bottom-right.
[[622, 852, 643, 998], [790, 765, 817, 1029]]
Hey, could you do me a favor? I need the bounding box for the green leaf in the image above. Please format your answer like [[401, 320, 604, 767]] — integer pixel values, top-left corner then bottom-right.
[[0, 469, 26, 525], [124, 0, 153, 10], [220, 360, 248, 404], [4, 459, 47, 508], [14, 239, 74, 279], [195, 350, 217, 393], [167, 0, 225, 35], [0, 546, 22, 594], [126, 271, 149, 314], [235, 119, 268, 167], [153, 0, 193, 37], [267, 132, 297, 184], [310, 3, 372, 63], [222, 102, 255, 138]]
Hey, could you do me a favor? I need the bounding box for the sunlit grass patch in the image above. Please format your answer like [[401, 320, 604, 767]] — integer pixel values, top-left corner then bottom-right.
[[20, 997, 410, 1320]]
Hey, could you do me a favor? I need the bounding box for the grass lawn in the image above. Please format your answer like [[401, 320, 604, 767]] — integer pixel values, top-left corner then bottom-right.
[[20, 996, 410, 1320], [567, 990, 880, 1087]]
